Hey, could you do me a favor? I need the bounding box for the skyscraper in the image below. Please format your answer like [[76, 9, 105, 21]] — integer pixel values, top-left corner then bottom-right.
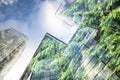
[[21, 33, 67, 80], [22, 27, 119, 80], [0, 28, 28, 79]]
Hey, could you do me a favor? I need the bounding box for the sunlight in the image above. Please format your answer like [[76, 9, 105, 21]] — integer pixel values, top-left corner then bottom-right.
[[34, 0, 78, 43], [43, 1, 65, 35]]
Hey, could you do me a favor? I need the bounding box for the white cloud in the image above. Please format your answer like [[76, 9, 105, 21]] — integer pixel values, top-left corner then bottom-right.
[[0, 19, 30, 37], [0, 0, 17, 5]]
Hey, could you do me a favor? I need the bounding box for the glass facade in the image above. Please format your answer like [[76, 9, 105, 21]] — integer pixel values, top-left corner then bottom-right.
[[22, 0, 120, 80], [24, 27, 119, 80], [0, 28, 28, 78], [27, 33, 67, 80]]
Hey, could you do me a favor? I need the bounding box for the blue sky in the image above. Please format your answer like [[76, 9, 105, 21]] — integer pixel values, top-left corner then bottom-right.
[[1, 0, 77, 79], [0, 0, 78, 51], [0, 0, 76, 43]]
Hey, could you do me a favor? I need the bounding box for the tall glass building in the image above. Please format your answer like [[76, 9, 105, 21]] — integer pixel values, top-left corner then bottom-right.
[[22, 28, 119, 80], [1, 0, 119, 80], [0, 28, 28, 79]]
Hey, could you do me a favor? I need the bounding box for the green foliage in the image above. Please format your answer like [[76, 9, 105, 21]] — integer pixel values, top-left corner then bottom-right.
[[28, 0, 120, 79], [99, 8, 120, 72], [58, 67, 73, 80], [29, 36, 66, 73], [64, 0, 120, 76]]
